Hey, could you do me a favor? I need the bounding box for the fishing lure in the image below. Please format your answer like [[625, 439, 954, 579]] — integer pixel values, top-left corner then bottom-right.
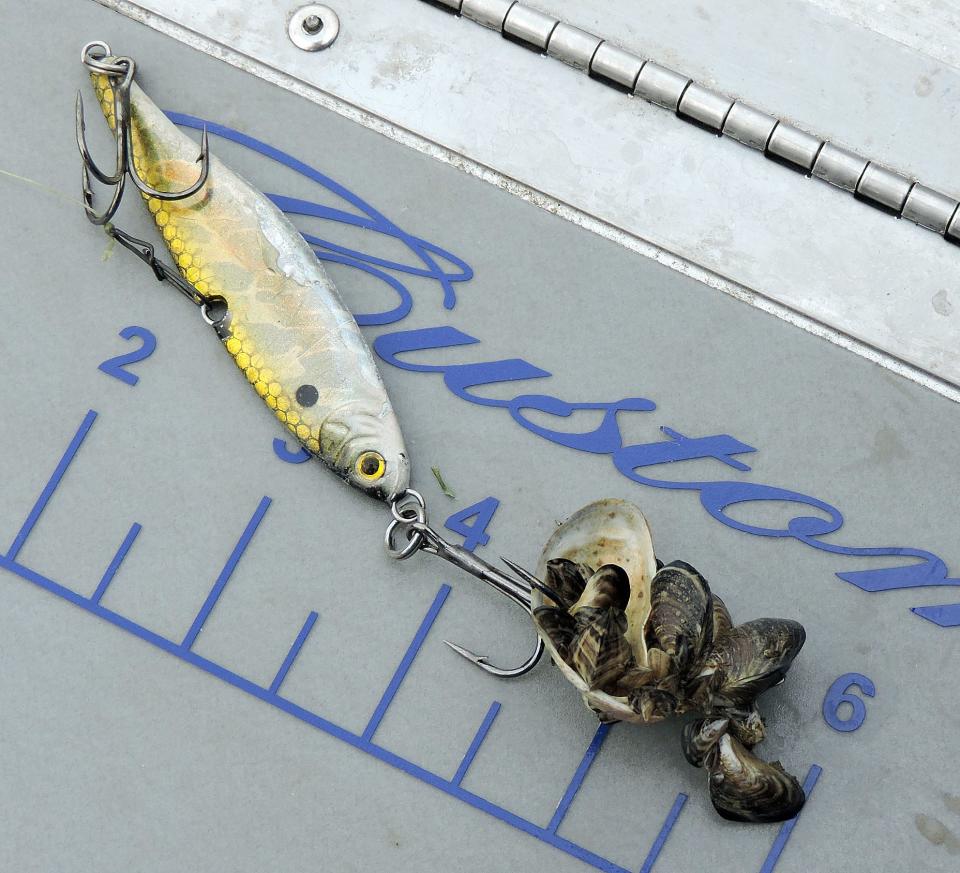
[[76, 42, 807, 823], [76, 39, 542, 674], [76, 42, 408, 501]]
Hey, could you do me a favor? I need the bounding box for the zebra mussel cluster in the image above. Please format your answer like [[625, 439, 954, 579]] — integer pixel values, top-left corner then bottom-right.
[[531, 499, 807, 823]]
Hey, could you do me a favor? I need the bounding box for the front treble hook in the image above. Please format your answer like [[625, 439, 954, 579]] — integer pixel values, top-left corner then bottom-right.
[[386, 491, 545, 678], [76, 40, 209, 226]]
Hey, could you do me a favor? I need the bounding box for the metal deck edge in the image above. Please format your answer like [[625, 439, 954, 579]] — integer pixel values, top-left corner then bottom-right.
[[94, 0, 960, 406]]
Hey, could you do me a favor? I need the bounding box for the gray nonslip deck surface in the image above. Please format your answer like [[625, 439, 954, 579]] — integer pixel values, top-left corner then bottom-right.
[[0, 2, 958, 872]]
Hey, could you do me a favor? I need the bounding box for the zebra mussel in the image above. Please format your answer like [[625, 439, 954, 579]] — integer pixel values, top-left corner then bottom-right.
[[531, 499, 807, 823]]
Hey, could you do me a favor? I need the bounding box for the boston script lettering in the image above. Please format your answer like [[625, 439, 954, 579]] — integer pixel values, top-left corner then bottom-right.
[[169, 112, 959, 629]]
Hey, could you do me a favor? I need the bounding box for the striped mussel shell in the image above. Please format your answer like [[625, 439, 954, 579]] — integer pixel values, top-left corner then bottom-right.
[[680, 717, 730, 768], [682, 718, 806, 823], [706, 733, 806, 823], [710, 592, 734, 640], [693, 618, 807, 709], [645, 561, 715, 683], [531, 499, 660, 724]]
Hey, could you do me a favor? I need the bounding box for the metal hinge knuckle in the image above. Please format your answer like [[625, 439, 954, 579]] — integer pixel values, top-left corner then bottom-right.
[[812, 143, 869, 191], [589, 43, 645, 92], [503, 3, 558, 52], [722, 102, 777, 150], [766, 122, 823, 174], [634, 62, 691, 111], [547, 22, 602, 70], [677, 83, 734, 134], [855, 163, 915, 216], [901, 185, 960, 234], [417, 0, 960, 249], [461, 0, 514, 31]]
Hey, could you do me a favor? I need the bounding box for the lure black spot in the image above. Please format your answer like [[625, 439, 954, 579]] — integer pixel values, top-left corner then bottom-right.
[[296, 384, 319, 407]]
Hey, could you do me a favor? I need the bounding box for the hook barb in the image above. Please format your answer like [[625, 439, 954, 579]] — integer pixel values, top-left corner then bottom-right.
[[444, 637, 545, 679], [81, 158, 126, 226]]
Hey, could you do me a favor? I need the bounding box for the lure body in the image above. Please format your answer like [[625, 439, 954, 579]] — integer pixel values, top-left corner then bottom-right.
[[90, 72, 409, 500]]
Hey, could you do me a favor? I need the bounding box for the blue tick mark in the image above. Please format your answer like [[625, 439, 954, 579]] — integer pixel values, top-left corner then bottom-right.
[[270, 611, 319, 696], [181, 497, 272, 651]]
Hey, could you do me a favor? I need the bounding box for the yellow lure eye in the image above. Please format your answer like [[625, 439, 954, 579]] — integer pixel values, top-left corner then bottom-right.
[[356, 451, 386, 482]]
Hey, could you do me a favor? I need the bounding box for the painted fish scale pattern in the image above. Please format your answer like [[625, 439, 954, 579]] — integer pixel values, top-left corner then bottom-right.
[[91, 73, 322, 456], [225, 327, 322, 454]]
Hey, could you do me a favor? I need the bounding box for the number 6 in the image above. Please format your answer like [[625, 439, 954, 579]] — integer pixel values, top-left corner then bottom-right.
[[822, 673, 876, 733]]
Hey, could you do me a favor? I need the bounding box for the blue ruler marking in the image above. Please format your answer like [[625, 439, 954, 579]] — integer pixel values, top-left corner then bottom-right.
[[638, 793, 688, 873], [453, 700, 501, 786], [269, 610, 319, 695], [5, 409, 98, 562], [92, 522, 142, 604], [758, 765, 823, 873], [0, 410, 824, 873], [362, 584, 451, 743], [0, 549, 631, 873], [181, 496, 272, 650], [548, 722, 611, 834]]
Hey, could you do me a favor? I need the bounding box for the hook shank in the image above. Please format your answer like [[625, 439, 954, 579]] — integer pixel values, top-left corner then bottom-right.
[[76, 41, 209, 226], [385, 491, 545, 679]]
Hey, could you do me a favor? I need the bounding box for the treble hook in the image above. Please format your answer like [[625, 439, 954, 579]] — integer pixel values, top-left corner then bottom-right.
[[76, 40, 210, 226], [385, 491, 545, 678]]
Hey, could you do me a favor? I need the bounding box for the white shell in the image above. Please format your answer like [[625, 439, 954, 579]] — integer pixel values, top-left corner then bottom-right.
[[533, 499, 659, 725]]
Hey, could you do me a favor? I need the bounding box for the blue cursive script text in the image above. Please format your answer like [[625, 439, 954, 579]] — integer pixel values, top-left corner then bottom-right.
[[168, 112, 960, 629]]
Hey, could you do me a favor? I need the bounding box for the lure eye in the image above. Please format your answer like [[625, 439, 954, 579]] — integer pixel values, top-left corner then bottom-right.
[[356, 451, 386, 482]]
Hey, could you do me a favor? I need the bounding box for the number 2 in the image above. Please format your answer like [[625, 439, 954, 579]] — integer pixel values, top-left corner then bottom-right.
[[98, 326, 157, 386]]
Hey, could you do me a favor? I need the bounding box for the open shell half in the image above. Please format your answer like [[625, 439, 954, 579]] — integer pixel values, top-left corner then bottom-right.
[[532, 499, 660, 724]]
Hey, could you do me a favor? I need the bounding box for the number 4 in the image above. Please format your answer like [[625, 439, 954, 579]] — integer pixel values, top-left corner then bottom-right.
[[444, 497, 500, 553]]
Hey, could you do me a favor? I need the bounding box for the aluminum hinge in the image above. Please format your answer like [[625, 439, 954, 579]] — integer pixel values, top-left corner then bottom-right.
[[416, 0, 960, 248]]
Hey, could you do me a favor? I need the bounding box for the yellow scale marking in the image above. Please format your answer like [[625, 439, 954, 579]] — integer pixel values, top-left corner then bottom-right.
[[93, 73, 323, 451]]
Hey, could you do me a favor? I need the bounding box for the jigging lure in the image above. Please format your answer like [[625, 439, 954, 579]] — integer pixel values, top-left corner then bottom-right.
[[77, 42, 808, 823]]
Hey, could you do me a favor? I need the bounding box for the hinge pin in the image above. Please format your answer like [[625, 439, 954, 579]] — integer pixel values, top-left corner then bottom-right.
[[417, 0, 960, 247]]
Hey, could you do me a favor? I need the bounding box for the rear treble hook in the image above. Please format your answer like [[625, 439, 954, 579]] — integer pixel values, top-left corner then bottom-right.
[[385, 491, 545, 678], [76, 40, 209, 226]]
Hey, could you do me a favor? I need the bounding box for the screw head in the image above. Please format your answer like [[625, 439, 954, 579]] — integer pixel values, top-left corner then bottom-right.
[[288, 4, 340, 51]]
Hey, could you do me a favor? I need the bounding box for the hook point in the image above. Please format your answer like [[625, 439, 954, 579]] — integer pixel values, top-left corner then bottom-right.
[[500, 556, 538, 587], [443, 639, 487, 665], [444, 636, 545, 679], [500, 556, 567, 605]]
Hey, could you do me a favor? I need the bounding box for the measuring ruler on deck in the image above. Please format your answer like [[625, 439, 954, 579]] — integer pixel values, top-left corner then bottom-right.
[[0, 404, 821, 873], [2, 4, 957, 872]]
